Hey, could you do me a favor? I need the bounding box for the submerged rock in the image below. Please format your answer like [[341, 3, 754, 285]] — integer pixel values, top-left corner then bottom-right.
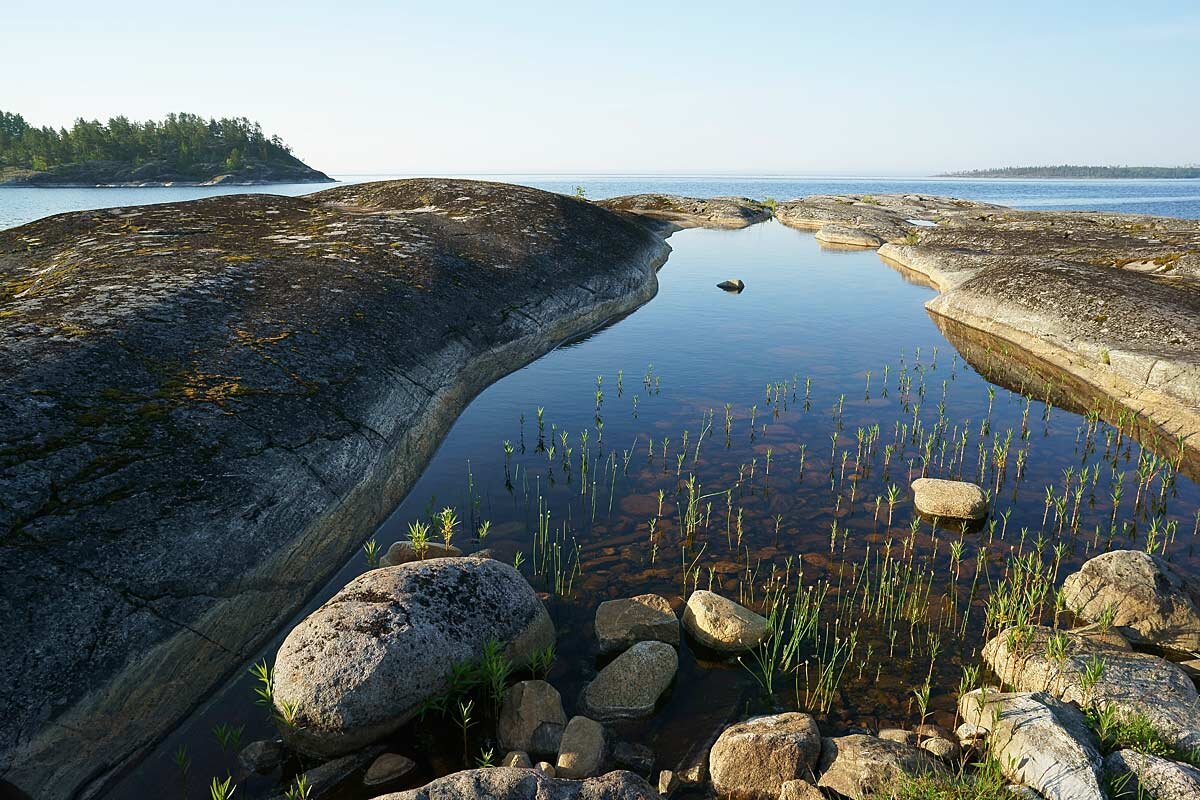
[[1104, 749, 1200, 800], [983, 625, 1200, 752], [374, 768, 660, 800], [363, 753, 417, 787], [910, 477, 988, 521], [557, 716, 607, 779], [238, 738, 286, 774], [0, 177, 671, 799], [816, 734, 945, 800], [709, 713, 822, 800], [1062, 550, 1200, 653], [682, 590, 769, 652], [272, 558, 554, 757], [594, 593, 680, 654], [581, 640, 678, 721], [499, 680, 568, 754], [959, 689, 1104, 800]]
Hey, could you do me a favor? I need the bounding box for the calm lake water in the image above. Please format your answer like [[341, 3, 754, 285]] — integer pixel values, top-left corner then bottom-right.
[[5, 179, 1199, 798], [4, 174, 1200, 230]]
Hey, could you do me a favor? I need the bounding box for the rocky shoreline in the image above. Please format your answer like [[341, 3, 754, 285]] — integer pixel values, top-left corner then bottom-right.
[[776, 194, 1200, 475]]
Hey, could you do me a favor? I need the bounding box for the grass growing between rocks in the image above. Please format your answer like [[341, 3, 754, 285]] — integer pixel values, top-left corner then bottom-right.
[[1087, 706, 1200, 768], [871, 757, 1011, 800]]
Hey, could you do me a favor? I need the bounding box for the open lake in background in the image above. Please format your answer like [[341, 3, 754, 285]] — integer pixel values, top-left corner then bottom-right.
[[4, 178, 1200, 797]]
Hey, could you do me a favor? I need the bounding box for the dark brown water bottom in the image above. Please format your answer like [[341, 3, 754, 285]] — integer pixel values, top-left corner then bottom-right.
[[112, 221, 1200, 798]]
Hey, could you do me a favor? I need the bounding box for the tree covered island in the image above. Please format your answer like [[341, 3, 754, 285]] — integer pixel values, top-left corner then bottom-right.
[[940, 164, 1200, 179], [0, 111, 332, 186]]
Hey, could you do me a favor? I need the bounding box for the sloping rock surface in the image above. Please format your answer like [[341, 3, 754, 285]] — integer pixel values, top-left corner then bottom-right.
[[0, 178, 670, 798]]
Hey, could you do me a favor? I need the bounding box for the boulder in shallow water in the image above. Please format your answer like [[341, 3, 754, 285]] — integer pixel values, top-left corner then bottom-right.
[[373, 768, 660, 800], [709, 713, 822, 800], [1062, 549, 1200, 653], [581, 641, 677, 721], [717, 279, 745, 292], [364, 753, 417, 787], [910, 477, 988, 521], [816, 734, 945, 800], [595, 594, 679, 654], [499, 680, 567, 754], [682, 590, 768, 653], [272, 557, 554, 757], [557, 716, 607, 779]]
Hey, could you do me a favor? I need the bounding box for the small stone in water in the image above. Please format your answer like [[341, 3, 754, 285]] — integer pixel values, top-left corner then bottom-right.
[[363, 752, 416, 787]]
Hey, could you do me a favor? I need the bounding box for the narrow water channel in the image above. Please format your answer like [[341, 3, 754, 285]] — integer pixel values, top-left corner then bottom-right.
[[114, 219, 1200, 798]]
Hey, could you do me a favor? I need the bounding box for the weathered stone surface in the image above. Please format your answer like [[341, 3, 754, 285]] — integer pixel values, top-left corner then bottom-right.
[[816, 734, 945, 800], [379, 540, 463, 567], [1105, 749, 1200, 800], [595, 594, 679, 654], [656, 770, 677, 796], [1062, 550, 1200, 653], [877, 728, 916, 745], [815, 224, 884, 248], [983, 625, 1200, 752], [537, 762, 557, 777], [959, 689, 1103, 800], [778, 780, 825, 800], [557, 716, 607, 779], [682, 590, 769, 652], [499, 680, 568, 753], [503, 751, 533, 769], [272, 558, 554, 757], [582, 641, 678, 721], [599, 195, 771, 232], [364, 753, 417, 787], [716, 279, 746, 292], [910, 478, 988, 521], [0, 178, 672, 799], [709, 713, 822, 800], [374, 768, 661, 800]]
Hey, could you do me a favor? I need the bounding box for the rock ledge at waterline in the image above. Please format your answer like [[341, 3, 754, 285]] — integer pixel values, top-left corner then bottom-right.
[[0, 179, 678, 799], [776, 194, 1200, 474]]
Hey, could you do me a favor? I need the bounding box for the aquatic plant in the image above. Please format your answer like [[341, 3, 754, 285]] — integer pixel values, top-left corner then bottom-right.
[[362, 538, 382, 567], [283, 776, 311, 800], [209, 776, 236, 800], [408, 520, 432, 558]]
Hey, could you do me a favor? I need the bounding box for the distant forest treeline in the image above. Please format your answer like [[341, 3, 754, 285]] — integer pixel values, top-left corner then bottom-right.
[[0, 111, 309, 176], [941, 165, 1200, 179]]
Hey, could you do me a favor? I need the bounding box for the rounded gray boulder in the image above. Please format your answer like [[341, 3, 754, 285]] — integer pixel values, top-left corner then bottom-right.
[[272, 557, 554, 757]]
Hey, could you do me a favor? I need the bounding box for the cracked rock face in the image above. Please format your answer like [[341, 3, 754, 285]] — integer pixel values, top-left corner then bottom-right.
[[0, 178, 670, 798], [272, 557, 554, 757]]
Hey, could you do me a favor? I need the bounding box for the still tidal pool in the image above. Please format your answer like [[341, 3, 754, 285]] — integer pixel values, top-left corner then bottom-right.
[[114, 219, 1200, 798]]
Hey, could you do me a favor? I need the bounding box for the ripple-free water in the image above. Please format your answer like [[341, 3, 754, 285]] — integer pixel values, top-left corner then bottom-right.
[[104, 217, 1200, 798]]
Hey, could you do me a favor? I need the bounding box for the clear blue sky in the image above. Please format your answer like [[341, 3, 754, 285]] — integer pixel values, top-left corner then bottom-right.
[[4, 0, 1197, 175]]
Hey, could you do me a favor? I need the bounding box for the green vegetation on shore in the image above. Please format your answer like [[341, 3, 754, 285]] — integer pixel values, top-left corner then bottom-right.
[[939, 164, 1200, 179], [0, 110, 330, 185]]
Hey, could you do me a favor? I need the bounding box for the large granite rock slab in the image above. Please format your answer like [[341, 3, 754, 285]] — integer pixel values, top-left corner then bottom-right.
[[1062, 550, 1200, 653], [0, 178, 671, 798], [815, 734, 945, 800], [272, 557, 553, 757], [1105, 749, 1200, 800]]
